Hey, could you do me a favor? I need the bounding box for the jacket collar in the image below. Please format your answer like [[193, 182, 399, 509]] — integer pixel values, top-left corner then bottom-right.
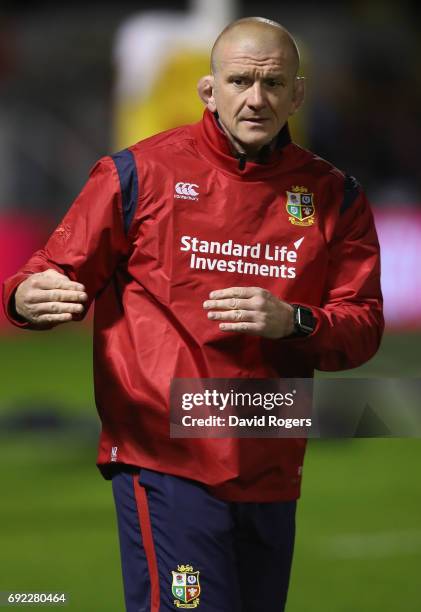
[[191, 108, 299, 180]]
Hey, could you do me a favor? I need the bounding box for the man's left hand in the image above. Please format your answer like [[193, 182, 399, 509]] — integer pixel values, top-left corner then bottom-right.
[[203, 287, 294, 339]]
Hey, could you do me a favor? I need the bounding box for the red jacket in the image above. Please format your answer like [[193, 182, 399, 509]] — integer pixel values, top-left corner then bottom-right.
[[2, 110, 384, 501]]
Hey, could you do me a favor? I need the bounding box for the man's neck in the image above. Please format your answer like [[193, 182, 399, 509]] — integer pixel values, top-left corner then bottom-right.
[[215, 115, 275, 162]]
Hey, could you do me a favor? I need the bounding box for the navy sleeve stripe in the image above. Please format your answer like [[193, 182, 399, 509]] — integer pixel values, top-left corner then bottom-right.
[[340, 174, 360, 215], [111, 149, 139, 234]]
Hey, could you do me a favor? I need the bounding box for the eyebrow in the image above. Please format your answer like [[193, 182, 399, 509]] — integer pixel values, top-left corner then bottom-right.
[[226, 70, 286, 78]]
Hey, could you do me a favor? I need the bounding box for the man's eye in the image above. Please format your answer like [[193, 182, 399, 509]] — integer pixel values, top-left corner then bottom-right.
[[231, 78, 247, 86], [266, 79, 281, 88]]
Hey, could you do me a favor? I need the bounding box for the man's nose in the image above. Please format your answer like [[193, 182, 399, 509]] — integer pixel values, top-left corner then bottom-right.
[[247, 82, 265, 109]]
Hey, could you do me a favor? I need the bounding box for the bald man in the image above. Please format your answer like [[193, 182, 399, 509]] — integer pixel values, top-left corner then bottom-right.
[[201, 17, 303, 164], [3, 17, 383, 612]]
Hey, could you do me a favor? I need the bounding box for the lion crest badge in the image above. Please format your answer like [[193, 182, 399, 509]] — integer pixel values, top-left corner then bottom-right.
[[172, 565, 201, 608], [286, 186, 315, 227]]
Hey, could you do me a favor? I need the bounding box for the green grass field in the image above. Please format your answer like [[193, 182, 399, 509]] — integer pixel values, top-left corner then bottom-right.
[[0, 327, 420, 611]]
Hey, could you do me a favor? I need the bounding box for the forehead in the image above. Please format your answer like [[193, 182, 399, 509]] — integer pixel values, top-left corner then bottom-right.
[[216, 35, 295, 74]]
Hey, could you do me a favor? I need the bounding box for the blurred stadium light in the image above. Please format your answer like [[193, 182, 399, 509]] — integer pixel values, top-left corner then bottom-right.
[[374, 210, 421, 328], [113, 0, 238, 148]]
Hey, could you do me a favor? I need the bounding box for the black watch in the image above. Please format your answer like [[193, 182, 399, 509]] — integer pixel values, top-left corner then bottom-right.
[[291, 304, 316, 336]]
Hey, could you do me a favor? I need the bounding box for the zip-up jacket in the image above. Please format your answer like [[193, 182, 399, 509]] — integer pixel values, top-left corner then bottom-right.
[[2, 109, 384, 501]]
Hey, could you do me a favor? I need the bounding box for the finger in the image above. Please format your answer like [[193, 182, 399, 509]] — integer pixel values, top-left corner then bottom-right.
[[27, 289, 88, 304], [207, 309, 256, 322], [209, 287, 265, 300], [35, 313, 74, 324], [203, 297, 256, 311], [32, 272, 86, 293], [33, 302, 85, 315], [218, 322, 261, 334]]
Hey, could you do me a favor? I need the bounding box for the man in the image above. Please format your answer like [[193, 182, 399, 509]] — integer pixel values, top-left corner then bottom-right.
[[2, 17, 383, 612]]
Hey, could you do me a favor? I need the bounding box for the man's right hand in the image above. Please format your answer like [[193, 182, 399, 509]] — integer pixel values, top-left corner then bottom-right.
[[14, 268, 88, 326]]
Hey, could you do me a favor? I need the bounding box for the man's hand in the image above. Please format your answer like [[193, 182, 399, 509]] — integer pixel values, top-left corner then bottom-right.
[[203, 286, 294, 339], [14, 268, 88, 326]]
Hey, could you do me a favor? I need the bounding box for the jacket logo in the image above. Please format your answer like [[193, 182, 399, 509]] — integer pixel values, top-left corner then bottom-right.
[[172, 565, 200, 608], [54, 223, 71, 242], [286, 186, 315, 227], [175, 182, 199, 201]]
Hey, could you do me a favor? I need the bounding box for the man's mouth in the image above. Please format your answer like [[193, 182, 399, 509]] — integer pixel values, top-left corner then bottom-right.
[[242, 117, 268, 125]]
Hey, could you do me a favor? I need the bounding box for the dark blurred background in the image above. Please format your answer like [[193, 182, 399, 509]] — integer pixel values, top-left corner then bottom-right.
[[1, 0, 421, 214], [0, 2, 420, 611]]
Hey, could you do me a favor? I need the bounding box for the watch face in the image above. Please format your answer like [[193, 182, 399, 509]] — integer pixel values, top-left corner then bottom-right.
[[300, 308, 315, 330], [295, 305, 316, 334]]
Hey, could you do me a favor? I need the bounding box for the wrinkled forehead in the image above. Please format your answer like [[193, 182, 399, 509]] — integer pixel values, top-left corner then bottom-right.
[[214, 33, 298, 76]]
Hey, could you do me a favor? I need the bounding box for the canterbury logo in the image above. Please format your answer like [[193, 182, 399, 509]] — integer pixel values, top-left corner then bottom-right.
[[174, 182, 199, 201]]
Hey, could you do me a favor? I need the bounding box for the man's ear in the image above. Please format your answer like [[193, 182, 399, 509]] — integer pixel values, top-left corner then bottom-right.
[[289, 76, 305, 116], [197, 75, 216, 112]]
